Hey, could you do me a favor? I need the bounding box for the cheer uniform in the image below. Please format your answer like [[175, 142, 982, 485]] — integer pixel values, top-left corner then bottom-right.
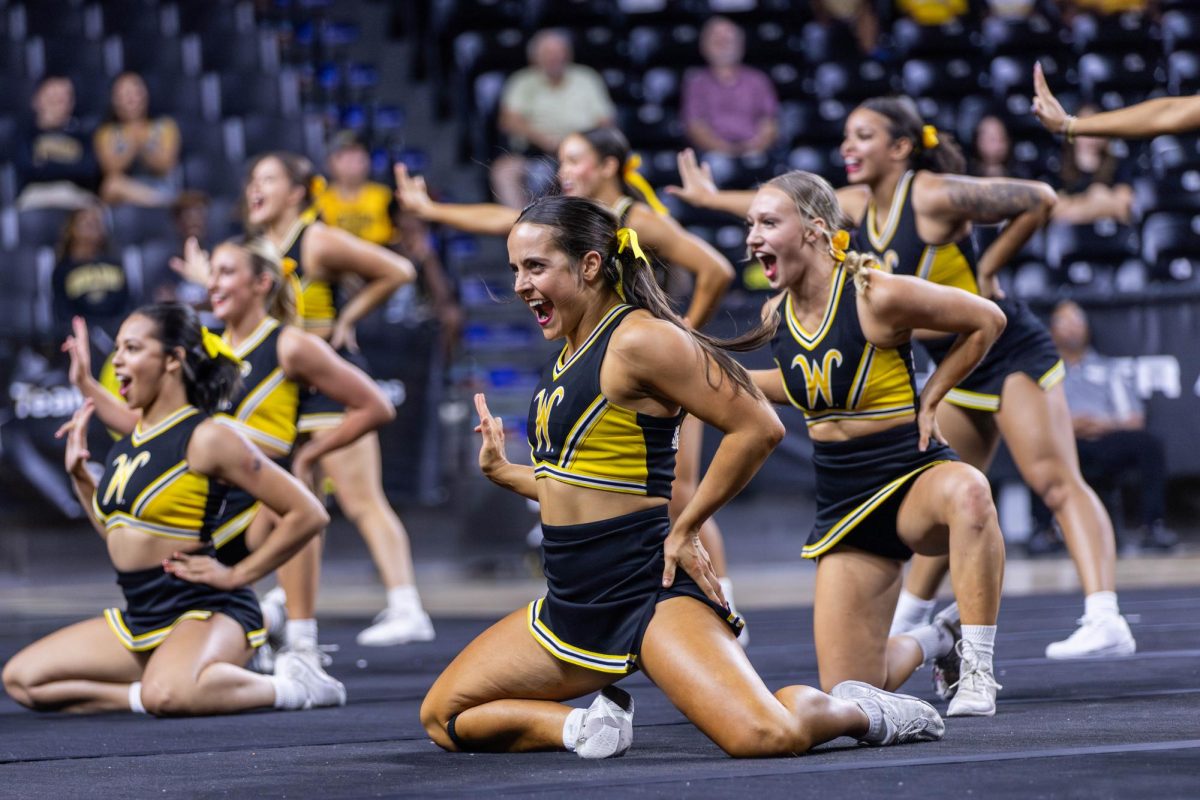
[[279, 211, 371, 432], [211, 317, 302, 565], [92, 405, 265, 651], [525, 303, 742, 674], [852, 170, 1064, 412], [770, 265, 958, 561]]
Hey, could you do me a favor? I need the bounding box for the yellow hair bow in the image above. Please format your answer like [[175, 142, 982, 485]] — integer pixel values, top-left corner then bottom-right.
[[922, 125, 940, 149], [201, 326, 243, 365], [277, 257, 305, 320], [830, 230, 850, 263], [614, 227, 650, 301], [622, 154, 670, 216], [309, 174, 328, 197], [281, 256, 297, 277]]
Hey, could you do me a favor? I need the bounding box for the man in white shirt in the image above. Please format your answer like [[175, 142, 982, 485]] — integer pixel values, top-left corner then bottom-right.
[[490, 29, 615, 208]]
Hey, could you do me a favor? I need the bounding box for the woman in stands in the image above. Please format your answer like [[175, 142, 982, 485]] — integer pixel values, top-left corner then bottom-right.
[[65, 237, 396, 671], [174, 152, 432, 648], [94, 71, 180, 208], [421, 194, 945, 757], [740, 171, 1005, 716], [395, 127, 746, 629], [670, 95, 1133, 665], [3, 304, 342, 715]]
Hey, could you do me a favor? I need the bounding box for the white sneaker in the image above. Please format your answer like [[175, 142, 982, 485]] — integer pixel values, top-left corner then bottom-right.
[[945, 641, 1001, 717], [575, 686, 635, 759], [249, 641, 276, 674], [930, 602, 961, 701], [260, 587, 288, 647], [356, 608, 436, 646], [274, 650, 346, 708], [1045, 614, 1136, 659], [830, 680, 945, 746]]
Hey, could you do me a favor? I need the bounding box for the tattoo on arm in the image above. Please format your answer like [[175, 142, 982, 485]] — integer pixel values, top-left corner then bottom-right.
[[944, 178, 1045, 224], [251, 456, 262, 472]]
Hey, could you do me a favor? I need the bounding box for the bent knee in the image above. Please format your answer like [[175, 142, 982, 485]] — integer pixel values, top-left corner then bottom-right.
[[419, 692, 460, 751], [948, 470, 997, 530], [2, 660, 35, 709], [140, 679, 195, 717], [717, 719, 798, 758]]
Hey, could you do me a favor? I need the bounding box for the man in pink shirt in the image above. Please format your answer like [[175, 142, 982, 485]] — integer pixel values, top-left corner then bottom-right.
[[680, 17, 779, 182]]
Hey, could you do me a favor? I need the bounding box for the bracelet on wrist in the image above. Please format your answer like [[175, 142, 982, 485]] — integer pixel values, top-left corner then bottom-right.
[[1065, 115, 1077, 144]]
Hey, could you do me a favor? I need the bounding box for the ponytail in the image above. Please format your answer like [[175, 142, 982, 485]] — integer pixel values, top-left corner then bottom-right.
[[219, 236, 299, 326], [516, 195, 761, 398], [132, 303, 243, 413], [858, 96, 966, 175], [578, 127, 670, 215]]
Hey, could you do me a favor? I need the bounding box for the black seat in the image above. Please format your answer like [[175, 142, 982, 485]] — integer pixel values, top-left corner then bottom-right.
[[1168, 50, 1200, 95], [530, 0, 620, 30], [1133, 172, 1200, 216], [813, 60, 893, 102], [239, 114, 308, 161], [1078, 51, 1162, 105], [182, 154, 242, 199], [16, 208, 73, 250], [1163, 9, 1200, 53], [629, 24, 703, 70], [109, 206, 174, 248], [1141, 211, 1200, 280], [1072, 11, 1162, 55], [980, 14, 1064, 57], [892, 17, 978, 59], [1046, 220, 1138, 271]]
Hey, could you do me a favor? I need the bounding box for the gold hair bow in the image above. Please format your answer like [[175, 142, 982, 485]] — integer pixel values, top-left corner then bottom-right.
[[922, 125, 940, 149], [201, 326, 243, 365], [622, 154, 670, 216], [614, 227, 650, 301], [277, 258, 306, 320], [310, 174, 328, 197], [281, 256, 297, 277], [830, 230, 850, 263]]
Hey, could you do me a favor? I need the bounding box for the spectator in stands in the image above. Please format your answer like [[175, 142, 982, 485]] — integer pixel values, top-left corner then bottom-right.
[[680, 17, 780, 185], [895, 0, 970, 25], [152, 191, 213, 304], [1035, 300, 1178, 552], [491, 29, 615, 208], [1052, 104, 1134, 224], [969, 114, 1031, 180], [94, 72, 181, 207], [50, 204, 131, 338], [14, 75, 100, 210], [316, 131, 395, 246], [811, 1, 881, 57]]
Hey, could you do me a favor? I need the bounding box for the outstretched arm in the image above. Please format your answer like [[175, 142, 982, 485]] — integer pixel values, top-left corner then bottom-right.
[[59, 316, 138, 436], [1034, 62, 1200, 139], [394, 164, 518, 236], [665, 148, 756, 218], [861, 272, 1006, 450], [62, 400, 107, 538]]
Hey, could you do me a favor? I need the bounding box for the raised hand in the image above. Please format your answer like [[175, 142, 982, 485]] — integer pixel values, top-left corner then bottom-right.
[[61, 316, 93, 390], [393, 163, 434, 216], [665, 148, 719, 208], [1032, 62, 1069, 135], [169, 236, 212, 285], [473, 392, 509, 478]]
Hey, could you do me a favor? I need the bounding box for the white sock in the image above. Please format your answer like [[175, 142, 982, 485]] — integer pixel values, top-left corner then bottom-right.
[[387, 585, 424, 616], [961, 625, 996, 672], [562, 707, 585, 752], [270, 675, 309, 710], [286, 618, 318, 651], [261, 590, 287, 634], [904, 621, 954, 662], [890, 589, 937, 636], [1085, 591, 1119, 620], [128, 681, 147, 714]]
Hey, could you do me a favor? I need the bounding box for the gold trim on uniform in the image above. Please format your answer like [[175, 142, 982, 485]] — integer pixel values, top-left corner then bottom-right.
[[104, 607, 267, 652], [297, 412, 345, 432], [866, 171, 915, 252], [211, 501, 262, 548], [131, 406, 200, 447], [784, 269, 845, 351], [802, 461, 948, 558], [552, 304, 630, 380], [944, 358, 1066, 411], [526, 598, 635, 673]]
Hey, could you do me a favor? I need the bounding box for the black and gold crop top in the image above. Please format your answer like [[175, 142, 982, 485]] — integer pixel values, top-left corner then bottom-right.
[[92, 405, 227, 542], [527, 304, 683, 497], [216, 317, 300, 457], [770, 265, 917, 427]]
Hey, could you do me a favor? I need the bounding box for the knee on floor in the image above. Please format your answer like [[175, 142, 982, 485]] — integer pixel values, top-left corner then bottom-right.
[[139, 678, 197, 717]]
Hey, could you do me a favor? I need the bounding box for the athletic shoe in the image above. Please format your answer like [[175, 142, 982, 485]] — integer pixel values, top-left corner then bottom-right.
[[249, 641, 276, 674], [1045, 614, 1136, 659], [260, 587, 288, 647], [274, 650, 346, 709], [930, 602, 962, 701], [356, 608, 436, 646], [574, 686, 635, 759], [945, 641, 1001, 717], [830, 680, 945, 746]]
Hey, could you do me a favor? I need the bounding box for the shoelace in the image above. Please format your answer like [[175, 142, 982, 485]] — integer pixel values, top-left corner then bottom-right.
[[947, 641, 1002, 694]]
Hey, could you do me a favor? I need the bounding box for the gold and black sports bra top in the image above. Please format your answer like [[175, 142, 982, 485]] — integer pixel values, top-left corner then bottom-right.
[[93, 405, 227, 542], [281, 208, 338, 332], [216, 317, 300, 457], [770, 265, 917, 428], [527, 304, 683, 498], [853, 170, 980, 295]]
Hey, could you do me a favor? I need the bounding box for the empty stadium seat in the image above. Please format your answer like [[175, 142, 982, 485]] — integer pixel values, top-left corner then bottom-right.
[[1149, 135, 1200, 176], [14, 208, 72, 250], [1141, 211, 1200, 280], [1072, 11, 1162, 55], [628, 24, 703, 69], [219, 71, 299, 118], [1133, 172, 1200, 216], [892, 18, 977, 59], [640, 67, 680, 106], [109, 206, 174, 248], [530, 0, 620, 30], [1162, 10, 1200, 53], [813, 60, 893, 102], [980, 14, 1063, 57], [1167, 50, 1200, 95], [1046, 221, 1138, 271], [1078, 52, 1162, 105]]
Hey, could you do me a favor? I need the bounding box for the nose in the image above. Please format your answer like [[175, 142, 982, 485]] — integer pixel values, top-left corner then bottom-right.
[[513, 268, 531, 295]]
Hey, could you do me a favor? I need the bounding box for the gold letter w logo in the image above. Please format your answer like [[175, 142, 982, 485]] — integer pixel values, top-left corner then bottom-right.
[[103, 452, 151, 506], [791, 349, 842, 408], [533, 387, 565, 452]]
